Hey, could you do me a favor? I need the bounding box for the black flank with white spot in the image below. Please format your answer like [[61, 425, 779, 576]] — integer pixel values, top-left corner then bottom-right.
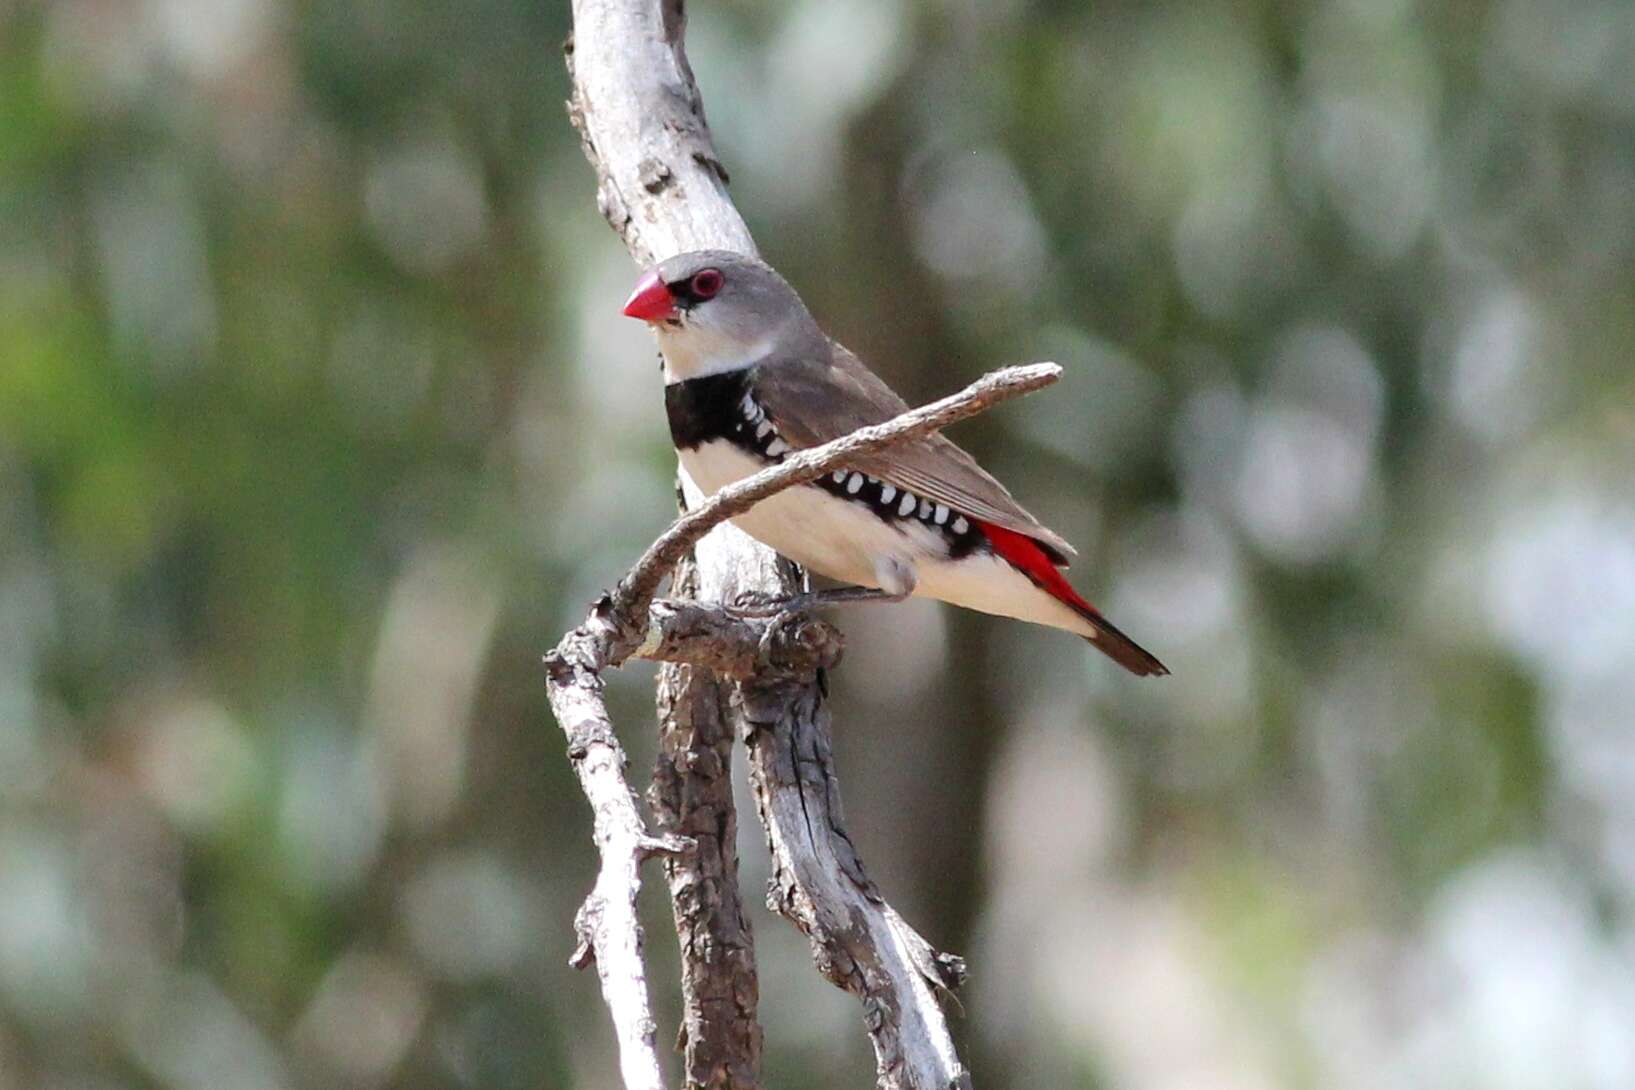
[[813, 468, 985, 560], [664, 369, 985, 560]]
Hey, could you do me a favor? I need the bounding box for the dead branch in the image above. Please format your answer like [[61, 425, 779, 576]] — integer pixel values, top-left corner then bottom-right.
[[566, 2, 769, 1082], [614, 363, 1061, 620], [544, 362, 1052, 1087], [560, 1, 1036, 1087]]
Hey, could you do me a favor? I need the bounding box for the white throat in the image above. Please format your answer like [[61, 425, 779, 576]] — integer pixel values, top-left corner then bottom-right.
[[655, 324, 778, 383]]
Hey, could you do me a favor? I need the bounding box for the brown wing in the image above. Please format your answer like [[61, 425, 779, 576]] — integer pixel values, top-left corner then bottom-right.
[[755, 341, 1078, 563]]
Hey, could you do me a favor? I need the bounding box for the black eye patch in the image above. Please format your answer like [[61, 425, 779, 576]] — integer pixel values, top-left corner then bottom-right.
[[668, 279, 699, 308], [669, 268, 724, 308]]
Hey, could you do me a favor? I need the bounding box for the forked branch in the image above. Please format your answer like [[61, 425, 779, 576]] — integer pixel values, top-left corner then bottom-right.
[[559, 0, 1035, 1086], [545, 364, 1055, 1088]]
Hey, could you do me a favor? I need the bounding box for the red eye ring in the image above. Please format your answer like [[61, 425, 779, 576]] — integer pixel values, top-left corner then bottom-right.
[[690, 268, 724, 299]]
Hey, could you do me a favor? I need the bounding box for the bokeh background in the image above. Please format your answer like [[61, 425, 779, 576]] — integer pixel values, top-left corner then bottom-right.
[[4, 0, 1634, 1087]]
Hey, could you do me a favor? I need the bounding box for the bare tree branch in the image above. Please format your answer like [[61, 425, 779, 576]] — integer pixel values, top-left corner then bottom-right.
[[561, 1, 1030, 1087], [545, 621, 685, 1090], [545, 358, 1050, 1088], [613, 362, 1061, 621], [738, 678, 971, 1088], [566, 0, 754, 266], [561, 362, 1059, 677], [647, 556, 761, 1090], [567, 2, 773, 1082]]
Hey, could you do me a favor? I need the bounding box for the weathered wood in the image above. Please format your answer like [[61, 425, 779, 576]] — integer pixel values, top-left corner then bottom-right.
[[545, 360, 1054, 1086], [544, 602, 684, 1090], [738, 675, 971, 1090], [561, 1, 1012, 1085], [567, 3, 773, 1081], [649, 557, 763, 1090], [613, 363, 1062, 621]]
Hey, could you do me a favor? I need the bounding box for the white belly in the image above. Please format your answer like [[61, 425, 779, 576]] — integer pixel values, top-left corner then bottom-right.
[[678, 440, 1096, 637], [680, 440, 924, 589]]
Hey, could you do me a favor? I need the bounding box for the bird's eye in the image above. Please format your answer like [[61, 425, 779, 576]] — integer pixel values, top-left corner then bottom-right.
[[690, 268, 724, 299]]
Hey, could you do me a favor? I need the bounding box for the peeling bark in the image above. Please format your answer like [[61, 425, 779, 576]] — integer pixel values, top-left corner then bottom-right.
[[559, 2, 1054, 1086], [544, 366, 1054, 1085], [649, 556, 763, 1090]]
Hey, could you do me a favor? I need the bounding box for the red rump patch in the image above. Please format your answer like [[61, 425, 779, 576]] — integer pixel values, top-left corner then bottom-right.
[[975, 519, 1170, 677], [974, 520, 1101, 619]]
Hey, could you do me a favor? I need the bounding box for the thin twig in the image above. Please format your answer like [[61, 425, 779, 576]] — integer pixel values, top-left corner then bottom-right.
[[613, 362, 1061, 621], [544, 627, 679, 1090]]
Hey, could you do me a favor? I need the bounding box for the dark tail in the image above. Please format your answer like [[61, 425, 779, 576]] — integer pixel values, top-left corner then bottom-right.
[[976, 520, 1170, 677], [1072, 608, 1170, 677]]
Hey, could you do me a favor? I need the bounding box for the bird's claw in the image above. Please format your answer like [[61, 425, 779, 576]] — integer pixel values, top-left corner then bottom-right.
[[729, 586, 903, 620], [729, 590, 817, 618]]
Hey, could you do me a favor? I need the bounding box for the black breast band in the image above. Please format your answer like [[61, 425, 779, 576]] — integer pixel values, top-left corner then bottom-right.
[[664, 369, 755, 450], [663, 366, 987, 562]]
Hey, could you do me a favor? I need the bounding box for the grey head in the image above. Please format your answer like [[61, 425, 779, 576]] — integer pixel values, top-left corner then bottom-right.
[[641, 250, 826, 382]]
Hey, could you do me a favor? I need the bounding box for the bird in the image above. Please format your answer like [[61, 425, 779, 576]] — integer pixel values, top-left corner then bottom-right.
[[621, 250, 1168, 677]]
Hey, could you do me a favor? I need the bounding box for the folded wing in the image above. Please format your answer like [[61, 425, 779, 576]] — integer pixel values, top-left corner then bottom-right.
[[756, 341, 1078, 564]]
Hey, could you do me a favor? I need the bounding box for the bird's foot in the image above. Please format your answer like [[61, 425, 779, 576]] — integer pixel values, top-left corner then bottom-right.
[[730, 585, 907, 618]]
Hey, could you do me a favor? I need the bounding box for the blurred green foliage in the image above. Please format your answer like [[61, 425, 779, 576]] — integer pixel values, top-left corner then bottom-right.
[[2, 1, 1633, 1088]]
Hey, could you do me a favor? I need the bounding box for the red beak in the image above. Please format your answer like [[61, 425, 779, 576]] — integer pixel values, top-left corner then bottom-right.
[[622, 269, 679, 322]]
